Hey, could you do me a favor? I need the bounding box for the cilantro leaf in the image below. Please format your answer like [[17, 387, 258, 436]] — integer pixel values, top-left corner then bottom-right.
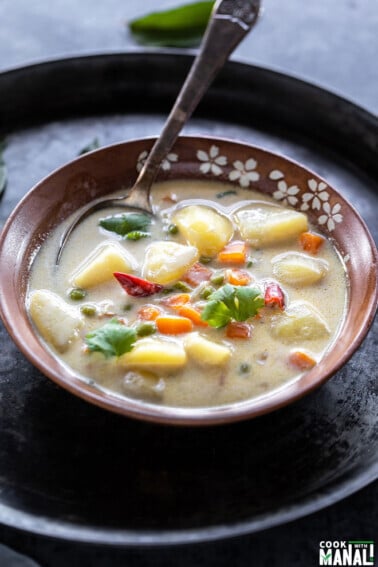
[[85, 319, 137, 358], [99, 212, 151, 238], [201, 284, 264, 328], [232, 286, 265, 322]]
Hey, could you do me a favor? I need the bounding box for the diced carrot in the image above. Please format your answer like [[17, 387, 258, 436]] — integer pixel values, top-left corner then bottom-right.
[[289, 351, 317, 370], [137, 305, 162, 321], [226, 322, 252, 339], [177, 305, 208, 327], [226, 268, 252, 286], [183, 263, 212, 286], [156, 315, 193, 334], [160, 293, 191, 310], [299, 232, 325, 255], [217, 241, 248, 264]]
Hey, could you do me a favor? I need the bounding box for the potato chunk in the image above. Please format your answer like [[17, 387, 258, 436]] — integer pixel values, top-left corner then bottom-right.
[[118, 338, 187, 371], [184, 333, 231, 366], [29, 290, 83, 352], [272, 252, 329, 286], [71, 242, 137, 288], [271, 301, 330, 341], [234, 206, 308, 247], [173, 205, 234, 256], [122, 371, 165, 401], [142, 241, 199, 285]]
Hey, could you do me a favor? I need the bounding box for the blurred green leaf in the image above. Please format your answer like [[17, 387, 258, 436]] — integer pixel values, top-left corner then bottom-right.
[[128, 1, 215, 47]]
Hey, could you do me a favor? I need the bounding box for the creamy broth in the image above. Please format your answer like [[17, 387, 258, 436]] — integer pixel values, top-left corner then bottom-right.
[[27, 180, 348, 408]]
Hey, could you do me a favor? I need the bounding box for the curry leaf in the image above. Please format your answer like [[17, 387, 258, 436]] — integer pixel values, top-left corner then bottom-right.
[[85, 319, 137, 358], [201, 284, 264, 328], [99, 212, 151, 237], [128, 1, 214, 47]]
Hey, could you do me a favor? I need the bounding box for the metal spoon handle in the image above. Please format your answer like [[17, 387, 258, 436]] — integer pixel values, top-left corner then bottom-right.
[[125, 0, 260, 210]]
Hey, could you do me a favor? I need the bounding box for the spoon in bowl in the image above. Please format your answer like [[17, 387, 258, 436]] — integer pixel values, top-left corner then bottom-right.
[[56, 0, 261, 263]]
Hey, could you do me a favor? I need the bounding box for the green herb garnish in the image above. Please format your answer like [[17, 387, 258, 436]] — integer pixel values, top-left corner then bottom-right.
[[85, 319, 137, 358], [99, 212, 151, 238], [201, 284, 264, 328], [0, 139, 8, 199], [128, 1, 214, 48], [216, 190, 237, 199], [78, 138, 100, 155], [239, 362, 251, 374]]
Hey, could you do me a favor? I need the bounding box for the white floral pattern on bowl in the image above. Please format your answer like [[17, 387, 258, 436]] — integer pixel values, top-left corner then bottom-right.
[[196, 145, 227, 176], [136, 150, 178, 173], [134, 143, 344, 232], [229, 158, 260, 187]]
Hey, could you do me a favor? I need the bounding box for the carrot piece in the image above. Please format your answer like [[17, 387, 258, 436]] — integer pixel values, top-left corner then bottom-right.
[[217, 241, 248, 264], [183, 263, 212, 286], [156, 315, 193, 334], [289, 351, 317, 370], [226, 268, 252, 286], [177, 305, 208, 327], [137, 305, 162, 321], [160, 293, 191, 310], [299, 232, 325, 255], [226, 322, 252, 339]]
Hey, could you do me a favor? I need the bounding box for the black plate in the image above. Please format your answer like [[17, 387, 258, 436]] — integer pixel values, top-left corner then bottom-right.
[[0, 53, 377, 546]]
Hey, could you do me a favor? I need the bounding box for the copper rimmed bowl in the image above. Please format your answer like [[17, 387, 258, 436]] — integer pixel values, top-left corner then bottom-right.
[[0, 136, 377, 425]]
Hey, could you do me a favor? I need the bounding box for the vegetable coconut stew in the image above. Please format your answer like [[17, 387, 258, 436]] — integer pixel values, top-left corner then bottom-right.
[[27, 180, 348, 408]]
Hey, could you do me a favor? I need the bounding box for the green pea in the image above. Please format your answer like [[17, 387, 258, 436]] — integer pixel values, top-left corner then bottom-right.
[[69, 287, 86, 301], [210, 272, 224, 286], [199, 256, 213, 264], [167, 223, 179, 235], [200, 286, 215, 300], [123, 304, 133, 312], [136, 322, 156, 337], [173, 281, 192, 292], [80, 304, 97, 317]]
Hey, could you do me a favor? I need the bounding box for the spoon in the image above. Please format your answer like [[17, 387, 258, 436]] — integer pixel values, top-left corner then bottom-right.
[[56, 0, 261, 263]]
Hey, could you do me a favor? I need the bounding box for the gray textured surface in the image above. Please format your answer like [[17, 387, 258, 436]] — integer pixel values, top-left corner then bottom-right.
[[0, 0, 377, 566], [0, 0, 377, 115]]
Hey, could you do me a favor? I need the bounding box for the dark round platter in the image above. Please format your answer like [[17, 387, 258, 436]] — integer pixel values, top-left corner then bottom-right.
[[0, 52, 376, 546]]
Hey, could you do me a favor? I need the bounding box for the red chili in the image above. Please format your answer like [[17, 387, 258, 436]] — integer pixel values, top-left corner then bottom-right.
[[114, 272, 163, 297], [264, 282, 285, 309]]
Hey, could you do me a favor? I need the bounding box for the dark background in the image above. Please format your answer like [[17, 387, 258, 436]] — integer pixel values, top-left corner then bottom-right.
[[0, 0, 376, 565]]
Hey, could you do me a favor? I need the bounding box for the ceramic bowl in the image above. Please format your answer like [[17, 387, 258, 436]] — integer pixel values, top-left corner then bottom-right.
[[0, 136, 377, 425]]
